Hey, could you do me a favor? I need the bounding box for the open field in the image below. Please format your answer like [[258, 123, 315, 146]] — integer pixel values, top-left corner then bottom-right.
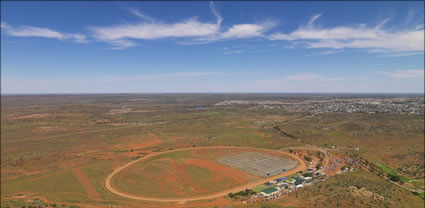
[[1, 94, 423, 208]]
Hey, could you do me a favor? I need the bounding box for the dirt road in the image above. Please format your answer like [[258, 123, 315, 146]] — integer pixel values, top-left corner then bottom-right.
[[2, 122, 166, 144], [72, 167, 102, 201], [105, 146, 307, 203]]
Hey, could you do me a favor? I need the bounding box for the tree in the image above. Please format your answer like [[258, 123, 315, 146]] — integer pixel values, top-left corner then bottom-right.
[[304, 155, 312, 162], [388, 174, 402, 183], [316, 162, 322, 170], [303, 172, 313, 177]]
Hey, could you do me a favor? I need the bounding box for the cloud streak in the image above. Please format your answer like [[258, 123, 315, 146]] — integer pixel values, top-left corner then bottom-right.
[[90, 2, 275, 49], [2, 6, 423, 55], [129, 8, 155, 22], [1, 22, 88, 43], [284, 72, 344, 82], [269, 14, 424, 54], [285, 73, 321, 81], [90, 18, 220, 44], [379, 69, 424, 78]]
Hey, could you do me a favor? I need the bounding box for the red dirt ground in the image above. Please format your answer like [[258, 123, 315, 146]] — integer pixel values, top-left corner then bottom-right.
[[72, 167, 101, 201], [185, 158, 253, 185], [168, 159, 202, 195], [10, 113, 50, 120]]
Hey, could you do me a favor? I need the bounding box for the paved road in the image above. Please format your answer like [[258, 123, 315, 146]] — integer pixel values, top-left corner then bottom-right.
[[105, 146, 307, 204]]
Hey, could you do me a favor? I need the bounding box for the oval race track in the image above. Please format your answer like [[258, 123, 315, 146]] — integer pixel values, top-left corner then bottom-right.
[[105, 146, 307, 204]]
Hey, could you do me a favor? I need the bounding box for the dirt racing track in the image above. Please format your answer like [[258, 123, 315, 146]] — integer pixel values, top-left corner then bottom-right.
[[105, 146, 307, 204]]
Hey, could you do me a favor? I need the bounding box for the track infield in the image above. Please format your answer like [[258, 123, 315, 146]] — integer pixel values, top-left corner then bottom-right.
[[105, 146, 306, 203]]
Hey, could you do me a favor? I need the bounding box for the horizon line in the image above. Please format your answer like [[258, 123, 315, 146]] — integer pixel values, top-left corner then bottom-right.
[[2, 92, 424, 96]]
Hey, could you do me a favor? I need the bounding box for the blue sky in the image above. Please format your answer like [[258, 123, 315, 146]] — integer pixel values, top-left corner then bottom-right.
[[1, 1, 424, 93]]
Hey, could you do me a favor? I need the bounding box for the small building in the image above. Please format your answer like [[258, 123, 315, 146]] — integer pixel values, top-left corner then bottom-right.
[[280, 183, 289, 189], [276, 177, 287, 182], [260, 187, 280, 197], [287, 179, 296, 184], [294, 177, 305, 185], [276, 181, 285, 186]]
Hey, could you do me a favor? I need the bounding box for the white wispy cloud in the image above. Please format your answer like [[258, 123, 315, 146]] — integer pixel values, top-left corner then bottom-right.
[[379, 69, 424, 78], [202, 21, 276, 42], [91, 18, 219, 40], [90, 1, 275, 49], [97, 71, 225, 80], [369, 49, 424, 57], [269, 14, 424, 54], [1, 22, 88, 43], [209, 0, 223, 27], [285, 73, 321, 81], [223, 49, 242, 55], [308, 50, 342, 56], [90, 18, 220, 49], [140, 71, 224, 79], [108, 39, 138, 50], [129, 8, 155, 22], [222, 23, 272, 39], [284, 73, 344, 81], [1, 22, 8, 28]]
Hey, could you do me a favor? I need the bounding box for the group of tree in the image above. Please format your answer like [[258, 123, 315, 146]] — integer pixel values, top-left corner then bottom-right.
[[303, 172, 313, 177], [228, 189, 256, 198]]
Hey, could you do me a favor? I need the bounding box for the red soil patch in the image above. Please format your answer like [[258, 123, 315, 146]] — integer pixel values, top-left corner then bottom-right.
[[33, 126, 68, 133], [128, 158, 204, 196], [11, 113, 50, 120], [168, 159, 202, 195], [72, 167, 101, 201], [130, 133, 161, 150], [184, 158, 252, 185], [114, 156, 255, 197]]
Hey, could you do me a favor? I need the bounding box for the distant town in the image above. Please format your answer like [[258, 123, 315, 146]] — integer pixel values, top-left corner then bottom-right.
[[216, 97, 424, 115]]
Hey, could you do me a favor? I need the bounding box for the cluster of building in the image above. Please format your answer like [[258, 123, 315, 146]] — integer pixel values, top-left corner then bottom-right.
[[325, 158, 343, 173], [241, 165, 355, 203], [287, 98, 424, 114], [216, 97, 424, 115], [243, 168, 325, 203]]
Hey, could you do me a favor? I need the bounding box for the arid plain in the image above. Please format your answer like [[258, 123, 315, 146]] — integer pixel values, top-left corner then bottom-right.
[[1, 94, 424, 208]]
